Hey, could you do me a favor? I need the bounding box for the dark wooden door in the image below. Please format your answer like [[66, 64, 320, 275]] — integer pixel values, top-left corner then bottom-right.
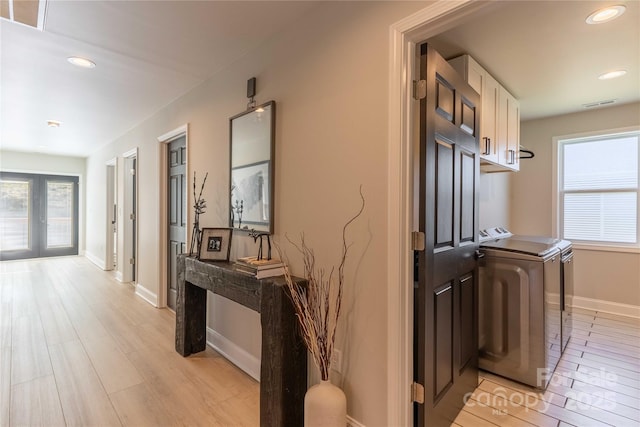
[[414, 44, 480, 426], [168, 136, 187, 310]]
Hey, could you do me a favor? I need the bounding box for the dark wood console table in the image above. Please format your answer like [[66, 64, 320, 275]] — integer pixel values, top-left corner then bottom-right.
[[175, 255, 307, 426]]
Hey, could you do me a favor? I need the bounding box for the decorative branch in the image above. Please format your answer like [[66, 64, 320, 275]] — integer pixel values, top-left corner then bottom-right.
[[194, 171, 208, 215], [279, 187, 365, 381], [189, 171, 208, 256]]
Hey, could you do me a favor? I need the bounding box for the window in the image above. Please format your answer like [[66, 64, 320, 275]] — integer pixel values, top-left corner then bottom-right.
[[558, 130, 639, 247]]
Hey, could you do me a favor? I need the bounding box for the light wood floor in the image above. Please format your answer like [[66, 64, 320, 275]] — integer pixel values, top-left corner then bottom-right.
[[0, 256, 259, 426], [2, 257, 639, 426], [454, 308, 640, 427]]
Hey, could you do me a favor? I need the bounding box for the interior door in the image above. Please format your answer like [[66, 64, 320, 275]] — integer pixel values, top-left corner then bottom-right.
[[0, 172, 79, 260], [414, 44, 480, 426], [168, 136, 186, 310]]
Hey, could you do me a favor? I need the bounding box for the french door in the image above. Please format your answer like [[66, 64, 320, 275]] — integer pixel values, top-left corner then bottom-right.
[[0, 172, 79, 260]]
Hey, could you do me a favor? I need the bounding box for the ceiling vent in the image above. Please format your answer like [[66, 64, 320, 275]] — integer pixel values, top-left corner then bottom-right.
[[582, 99, 618, 109], [0, 0, 47, 30]]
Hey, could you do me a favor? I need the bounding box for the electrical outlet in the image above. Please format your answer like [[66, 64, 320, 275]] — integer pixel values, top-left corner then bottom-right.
[[331, 349, 342, 373]]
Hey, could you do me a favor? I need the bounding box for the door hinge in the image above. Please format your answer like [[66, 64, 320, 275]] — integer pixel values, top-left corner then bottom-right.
[[129, 257, 135, 265], [411, 231, 425, 251], [413, 80, 427, 100], [412, 382, 425, 404], [130, 168, 136, 176], [130, 213, 136, 220]]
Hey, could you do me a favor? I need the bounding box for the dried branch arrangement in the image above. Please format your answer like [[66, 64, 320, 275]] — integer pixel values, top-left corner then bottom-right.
[[280, 187, 365, 381], [189, 171, 208, 256]]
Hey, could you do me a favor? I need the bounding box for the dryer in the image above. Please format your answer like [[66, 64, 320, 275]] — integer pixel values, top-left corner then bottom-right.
[[478, 228, 572, 389]]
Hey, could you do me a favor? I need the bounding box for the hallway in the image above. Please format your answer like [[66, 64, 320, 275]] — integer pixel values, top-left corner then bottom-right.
[[2, 257, 639, 426], [0, 257, 258, 426]]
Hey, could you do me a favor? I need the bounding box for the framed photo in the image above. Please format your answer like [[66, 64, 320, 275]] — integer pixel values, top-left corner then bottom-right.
[[198, 228, 233, 261], [231, 160, 270, 229]]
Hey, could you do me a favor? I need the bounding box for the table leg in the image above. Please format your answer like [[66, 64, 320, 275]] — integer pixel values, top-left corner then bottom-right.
[[175, 256, 207, 356], [260, 282, 307, 426]]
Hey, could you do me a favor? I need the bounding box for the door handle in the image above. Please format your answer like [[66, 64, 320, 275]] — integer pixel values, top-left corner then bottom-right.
[[475, 250, 485, 260], [482, 137, 491, 155]]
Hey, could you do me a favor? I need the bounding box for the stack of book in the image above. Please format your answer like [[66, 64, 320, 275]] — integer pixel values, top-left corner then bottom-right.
[[234, 256, 287, 279]]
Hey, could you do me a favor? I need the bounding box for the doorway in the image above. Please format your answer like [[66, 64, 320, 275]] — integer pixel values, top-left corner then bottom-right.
[[158, 125, 188, 310], [0, 172, 79, 260], [386, 1, 490, 425], [122, 149, 138, 283], [167, 136, 186, 310], [105, 159, 117, 271]]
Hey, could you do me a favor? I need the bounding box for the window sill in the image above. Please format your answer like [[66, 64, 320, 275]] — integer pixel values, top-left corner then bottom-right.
[[571, 243, 640, 254]]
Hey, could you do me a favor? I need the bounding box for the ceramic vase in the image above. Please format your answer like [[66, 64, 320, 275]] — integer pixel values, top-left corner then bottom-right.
[[304, 380, 347, 427]]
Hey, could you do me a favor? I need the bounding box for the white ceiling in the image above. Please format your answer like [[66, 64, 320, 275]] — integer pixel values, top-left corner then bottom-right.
[[0, 0, 319, 157], [427, 0, 639, 121], [1, 1, 638, 158]]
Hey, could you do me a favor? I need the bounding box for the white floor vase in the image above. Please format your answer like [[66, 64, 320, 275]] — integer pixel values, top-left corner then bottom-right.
[[304, 380, 347, 427]]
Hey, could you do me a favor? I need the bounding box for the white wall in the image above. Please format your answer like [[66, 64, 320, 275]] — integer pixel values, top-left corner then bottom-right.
[[0, 150, 87, 254], [83, 1, 430, 424], [479, 172, 511, 230], [512, 102, 640, 308]]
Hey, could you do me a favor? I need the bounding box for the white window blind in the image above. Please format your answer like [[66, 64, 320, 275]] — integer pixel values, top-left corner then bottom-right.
[[559, 132, 639, 245]]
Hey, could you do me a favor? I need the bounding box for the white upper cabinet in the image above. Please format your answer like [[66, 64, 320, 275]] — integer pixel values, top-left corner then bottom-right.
[[448, 55, 520, 172], [499, 87, 520, 171]]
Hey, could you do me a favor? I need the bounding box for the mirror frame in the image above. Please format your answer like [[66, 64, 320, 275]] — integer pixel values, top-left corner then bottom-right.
[[229, 100, 276, 234]]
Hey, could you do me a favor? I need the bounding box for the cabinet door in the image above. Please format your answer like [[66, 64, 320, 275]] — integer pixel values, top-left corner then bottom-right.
[[498, 87, 520, 171], [481, 74, 500, 164], [506, 93, 520, 171]]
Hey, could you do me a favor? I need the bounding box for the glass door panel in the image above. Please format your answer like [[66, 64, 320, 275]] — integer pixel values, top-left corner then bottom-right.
[[40, 176, 78, 258], [46, 181, 74, 248], [0, 179, 31, 251]]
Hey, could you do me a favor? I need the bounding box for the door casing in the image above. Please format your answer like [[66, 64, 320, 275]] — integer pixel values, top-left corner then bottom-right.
[[386, 1, 492, 425]]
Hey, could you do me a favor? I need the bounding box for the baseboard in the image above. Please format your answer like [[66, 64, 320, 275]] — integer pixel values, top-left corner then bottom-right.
[[206, 327, 260, 381], [205, 327, 363, 424], [84, 251, 106, 270], [135, 283, 158, 307], [115, 271, 123, 282], [347, 415, 366, 427], [569, 295, 640, 319]]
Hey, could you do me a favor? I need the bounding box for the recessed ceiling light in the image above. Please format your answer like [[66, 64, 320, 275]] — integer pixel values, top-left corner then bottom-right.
[[67, 56, 96, 68], [598, 70, 627, 80], [47, 120, 62, 128], [586, 5, 626, 24]]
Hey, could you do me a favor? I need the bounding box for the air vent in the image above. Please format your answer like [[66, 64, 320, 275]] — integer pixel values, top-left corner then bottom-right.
[[582, 99, 618, 109], [0, 0, 47, 30]]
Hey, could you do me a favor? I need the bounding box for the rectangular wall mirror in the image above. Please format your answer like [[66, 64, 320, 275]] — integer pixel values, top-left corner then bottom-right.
[[229, 101, 275, 234]]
